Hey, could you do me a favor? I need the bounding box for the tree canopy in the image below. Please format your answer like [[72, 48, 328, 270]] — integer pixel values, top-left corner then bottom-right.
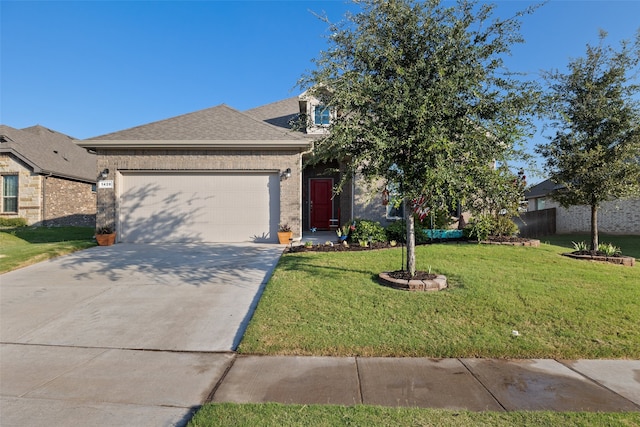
[[537, 30, 640, 250], [300, 0, 540, 274]]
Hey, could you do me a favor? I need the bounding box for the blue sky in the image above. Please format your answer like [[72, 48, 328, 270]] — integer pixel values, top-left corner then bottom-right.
[[1, 0, 639, 179]]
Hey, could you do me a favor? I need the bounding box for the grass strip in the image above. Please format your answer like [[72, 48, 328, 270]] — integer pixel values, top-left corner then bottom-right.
[[189, 403, 640, 427]]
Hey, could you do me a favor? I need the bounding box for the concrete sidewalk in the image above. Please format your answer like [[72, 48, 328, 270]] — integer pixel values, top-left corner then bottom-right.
[[211, 356, 640, 412]]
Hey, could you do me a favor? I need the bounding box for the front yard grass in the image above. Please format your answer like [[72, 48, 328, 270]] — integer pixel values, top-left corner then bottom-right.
[[189, 404, 640, 427], [540, 233, 640, 260], [239, 240, 640, 359], [0, 226, 96, 273]]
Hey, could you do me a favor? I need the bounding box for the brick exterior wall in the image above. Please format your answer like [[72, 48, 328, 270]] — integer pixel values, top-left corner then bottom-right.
[[42, 176, 96, 227], [546, 198, 640, 235], [1, 154, 42, 225], [1, 153, 96, 226], [96, 149, 303, 238]]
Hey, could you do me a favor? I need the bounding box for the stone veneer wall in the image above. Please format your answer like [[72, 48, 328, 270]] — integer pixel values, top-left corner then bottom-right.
[[0, 154, 42, 225], [353, 174, 388, 224], [96, 149, 303, 237], [42, 176, 96, 227], [546, 198, 640, 235]]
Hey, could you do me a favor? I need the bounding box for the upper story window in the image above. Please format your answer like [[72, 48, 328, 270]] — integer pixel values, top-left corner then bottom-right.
[[2, 174, 18, 213], [313, 105, 331, 126]]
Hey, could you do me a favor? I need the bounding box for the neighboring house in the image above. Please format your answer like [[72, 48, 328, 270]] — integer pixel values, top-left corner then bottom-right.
[[77, 94, 388, 244], [0, 125, 96, 226], [525, 179, 640, 235]]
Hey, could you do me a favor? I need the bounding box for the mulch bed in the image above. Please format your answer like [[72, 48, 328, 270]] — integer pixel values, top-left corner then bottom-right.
[[286, 235, 538, 253], [287, 241, 395, 253]]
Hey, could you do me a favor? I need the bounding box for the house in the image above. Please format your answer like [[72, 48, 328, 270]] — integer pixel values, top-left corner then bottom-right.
[[0, 125, 96, 226], [525, 179, 640, 235], [77, 94, 388, 243]]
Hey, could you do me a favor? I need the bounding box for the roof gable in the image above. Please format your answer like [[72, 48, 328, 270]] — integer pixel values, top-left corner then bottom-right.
[[245, 97, 301, 131], [0, 124, 96, 182]]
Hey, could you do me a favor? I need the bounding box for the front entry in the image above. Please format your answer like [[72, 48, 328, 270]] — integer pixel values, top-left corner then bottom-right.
[[310, 178, 333, 230]]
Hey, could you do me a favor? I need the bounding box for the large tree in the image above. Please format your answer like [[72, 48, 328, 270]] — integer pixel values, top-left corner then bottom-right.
[[300, 0, 539, 275], [537, 31, 640, 251]]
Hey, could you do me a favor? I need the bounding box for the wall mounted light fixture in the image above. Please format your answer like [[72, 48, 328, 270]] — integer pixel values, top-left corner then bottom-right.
[[100, 168, 110, 180], [281, 168, 292, 180]]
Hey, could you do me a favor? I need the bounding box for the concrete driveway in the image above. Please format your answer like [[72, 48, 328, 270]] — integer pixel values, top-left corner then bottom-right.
[[0, 243, 283, 426]]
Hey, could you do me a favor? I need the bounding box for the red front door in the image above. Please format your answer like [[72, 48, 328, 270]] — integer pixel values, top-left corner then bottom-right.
[[310, 178, 333, 229]]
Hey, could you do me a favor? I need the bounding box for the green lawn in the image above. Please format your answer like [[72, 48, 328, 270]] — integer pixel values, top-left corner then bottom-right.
[[189, 404, 640, 426], [239, 239, 640, 359], [0, 227, 96, 273], [539, 234, 640, 260]]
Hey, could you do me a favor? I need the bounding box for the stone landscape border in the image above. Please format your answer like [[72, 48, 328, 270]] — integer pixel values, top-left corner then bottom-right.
[[562, 253, 635, 267], [378, 272, 448, 291]]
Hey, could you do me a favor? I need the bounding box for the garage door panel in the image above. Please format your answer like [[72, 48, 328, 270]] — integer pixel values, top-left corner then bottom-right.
[[120, 173, 279, 243]]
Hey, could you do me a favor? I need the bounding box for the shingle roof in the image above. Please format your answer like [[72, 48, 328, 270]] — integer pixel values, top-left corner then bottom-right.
[[0, 124, 96, 182], [245, 96, 302, 131], [88, 104, 306, 141], [524, 179, 564, 199]]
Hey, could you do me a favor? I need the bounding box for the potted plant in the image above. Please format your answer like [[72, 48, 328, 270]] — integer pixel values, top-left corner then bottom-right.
[[96, 226, 116, 246], [277, 224, 293, 244]]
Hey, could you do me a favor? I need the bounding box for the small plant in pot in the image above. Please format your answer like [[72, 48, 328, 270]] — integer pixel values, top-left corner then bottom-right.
[[95, 226, 116, 246], [277, 224, 293, 244]]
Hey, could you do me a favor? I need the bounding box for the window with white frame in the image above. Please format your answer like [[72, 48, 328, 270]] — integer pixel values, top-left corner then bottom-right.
[[385, 182, 405, 220], [386, 201, 405, 220], [2, 175, 18, 213], [313, 104, 331, 126]]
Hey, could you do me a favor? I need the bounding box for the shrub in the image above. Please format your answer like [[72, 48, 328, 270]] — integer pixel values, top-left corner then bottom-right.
[[0, 217, 28, 227], [385, 220, 429, 244], [349, 219, 386, 243], [598, 242, 621, 256], [572, 241, 588, 252], [493, 216, 519, 237], [464, 215, 495, 241], [385, 220, 405, 242]]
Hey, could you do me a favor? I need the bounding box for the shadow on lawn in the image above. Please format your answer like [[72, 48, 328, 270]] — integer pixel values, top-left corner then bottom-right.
[[3, 226, 94, 244], [279, 253, 466, 290]]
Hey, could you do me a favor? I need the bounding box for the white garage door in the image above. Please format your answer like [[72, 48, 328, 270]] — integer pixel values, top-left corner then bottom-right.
[[119, 172, 280, 243]]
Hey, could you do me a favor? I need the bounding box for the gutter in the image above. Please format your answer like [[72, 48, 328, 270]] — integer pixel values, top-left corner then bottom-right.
[[76, 139, 312, 151]]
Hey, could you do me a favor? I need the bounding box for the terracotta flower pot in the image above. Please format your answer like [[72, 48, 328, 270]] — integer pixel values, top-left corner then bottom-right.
[[277, 231, 293, 244], [96, 233, 116, 246]]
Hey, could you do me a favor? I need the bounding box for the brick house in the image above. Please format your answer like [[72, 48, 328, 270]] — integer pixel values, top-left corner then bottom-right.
[[525, 179, 640, 235], [77, 95, 387, 243], [0, 125, 96, 227]]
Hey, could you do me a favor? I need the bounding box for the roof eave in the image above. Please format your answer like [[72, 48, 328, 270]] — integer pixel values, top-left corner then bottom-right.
[[76, 140, 312, 150], [1, 148, 95, 183], [0, 146, 42, 172]]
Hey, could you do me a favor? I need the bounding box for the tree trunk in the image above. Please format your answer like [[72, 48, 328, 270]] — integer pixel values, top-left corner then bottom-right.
[[405, 199, 416, 276], [590, 203, 599, 252]]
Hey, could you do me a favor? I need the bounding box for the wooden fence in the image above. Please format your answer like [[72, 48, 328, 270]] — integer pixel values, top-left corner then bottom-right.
[[514, 208, 556, 238]]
